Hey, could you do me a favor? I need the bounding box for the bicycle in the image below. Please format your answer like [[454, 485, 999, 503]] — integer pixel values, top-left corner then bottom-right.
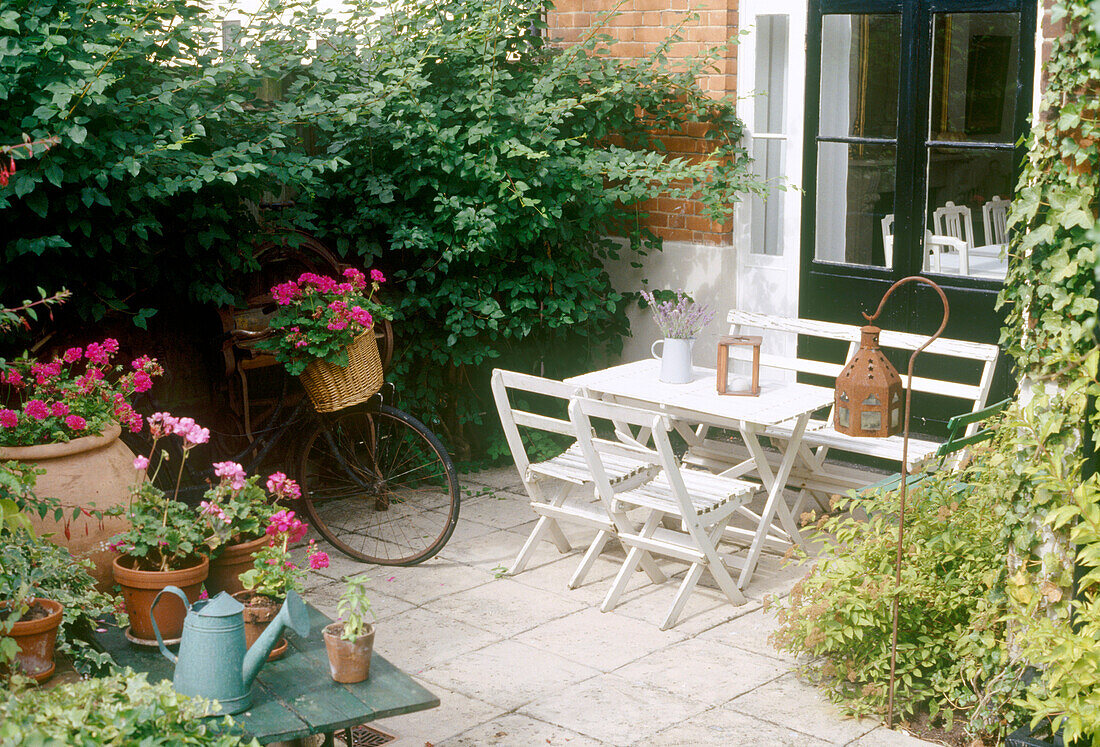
[[131, 326, 461, 567]]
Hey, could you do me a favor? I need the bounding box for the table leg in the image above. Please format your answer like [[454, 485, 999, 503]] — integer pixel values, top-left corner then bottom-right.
[[738, 414, 810, 589]]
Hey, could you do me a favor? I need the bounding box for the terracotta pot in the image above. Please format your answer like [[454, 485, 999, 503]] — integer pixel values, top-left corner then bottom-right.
[[112, 554, 208, 644], [206, 535, 267, 596], [322, 622, 374, 684], [233, 591, 288, 661], [2, 598, 63, 683], [0, 423, 135, 589]]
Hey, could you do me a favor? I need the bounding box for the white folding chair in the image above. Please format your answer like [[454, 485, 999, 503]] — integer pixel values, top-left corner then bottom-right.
[[490, 369, 661, 589], [570, 397, 759, 630]]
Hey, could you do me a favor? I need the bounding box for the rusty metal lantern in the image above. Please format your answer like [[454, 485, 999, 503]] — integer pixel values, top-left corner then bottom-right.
[[833, 326, 904, 436], [835, 276, 950, 730]]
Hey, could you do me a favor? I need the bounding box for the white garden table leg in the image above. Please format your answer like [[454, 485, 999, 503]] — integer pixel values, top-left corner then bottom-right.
[[737, 412, 810, 589]]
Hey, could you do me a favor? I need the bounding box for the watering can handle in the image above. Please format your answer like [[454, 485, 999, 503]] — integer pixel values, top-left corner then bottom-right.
[[151, 585, 190, 664]]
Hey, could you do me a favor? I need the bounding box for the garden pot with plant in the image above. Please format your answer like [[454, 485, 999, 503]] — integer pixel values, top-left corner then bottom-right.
[[1, 597, 63, 682], [237, 505, 328, 660], [109, 413, 215, 644], [639, 290, 715, 385], [257, 268, 391, 412], [322, 575, 376, 684], [201, 463, 293, 596], [0, 341, 163, 586]]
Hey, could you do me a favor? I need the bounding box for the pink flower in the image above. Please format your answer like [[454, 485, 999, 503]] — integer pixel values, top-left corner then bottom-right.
[[65, 415, 87, 431], [50, 401, 70, 417], [0, 369, 24, 387], [106, 540, 127, 553], [309, 550, 329, 570], [127, 411, 143, 433], [63, 347, 83, 363], [148, 412, 178, 438], [370, 269, 385, 283], [199, 589, 209, 600], [343, 268, 366, 288], [326, 319, 349, 331], [133, 455, 149, 471], [172, 417, 210, 448], [0, 409, 17, 428], [267, 473, 302, 501], [349, 306, 373, 328], [271, 281, 302, 306], [102, 338, 119, 355], [214, 461, 247, 491], [84, 342, 109, 365], [31, 360, 62, 385], [24, 399, 49, 420]]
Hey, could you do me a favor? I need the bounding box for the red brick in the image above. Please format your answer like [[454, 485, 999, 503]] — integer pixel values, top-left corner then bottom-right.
[[663, 228, 694, 242], [635, 26, 670, 43], [641, 11, 662, 25]]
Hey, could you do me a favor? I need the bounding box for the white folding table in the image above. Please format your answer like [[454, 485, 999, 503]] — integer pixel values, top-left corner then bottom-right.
[[566, 359, 833, 589]]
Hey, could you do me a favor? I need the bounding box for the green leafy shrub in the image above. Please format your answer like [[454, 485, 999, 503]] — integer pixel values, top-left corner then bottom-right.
[[0, 528, 117, 676], [771, 440, 1026, 738], [0, 669, 257, 745]]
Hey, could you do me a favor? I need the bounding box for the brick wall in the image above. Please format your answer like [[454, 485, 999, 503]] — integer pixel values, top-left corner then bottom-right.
[[1038, 0, 1063, 93], [547, 0, 740, 245]]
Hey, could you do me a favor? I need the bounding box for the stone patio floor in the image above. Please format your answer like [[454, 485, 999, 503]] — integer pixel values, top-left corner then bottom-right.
[[299, 467, 936, 746]]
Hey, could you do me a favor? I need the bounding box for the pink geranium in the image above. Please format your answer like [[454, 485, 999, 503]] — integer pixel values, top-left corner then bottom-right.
[[370, 269, 385, 283], [0, 409, 17, 428], [64, 414, 87, 431], [50, 401, 70, 417], [63, 347, 83, 363], [133, 455, 149, 471], [214, 461, 247, 491], [24, 399, 48, 420]]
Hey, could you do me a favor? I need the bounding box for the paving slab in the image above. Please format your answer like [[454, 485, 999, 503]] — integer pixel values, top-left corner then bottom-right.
[[726, 672, 880, 744], [609, 572, 755, 636], [303, 579, 415, 623], [457, 490, 539, 531], [513, 605, 687, 672], [372, 682, 501, 746], [612, 637, 787, 706], [697, 604, 802, 663], [371, 606, 504, 676], [461, 467, 525, 493], [437, 527, 537, 572], [643, 706, 835, 746], [849, 726, 940, 745], [420, 639, 601, 711], [369, 558, 496, 606], [521, 672, 708, 745], [445, 712, 605, 746], [427, 577, 587, 638]]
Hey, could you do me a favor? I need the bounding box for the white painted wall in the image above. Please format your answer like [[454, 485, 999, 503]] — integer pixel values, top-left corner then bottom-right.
[[601, 241, 738, 371]]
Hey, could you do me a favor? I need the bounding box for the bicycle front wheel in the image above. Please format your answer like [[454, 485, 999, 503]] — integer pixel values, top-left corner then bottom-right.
[[297, 404, 460, 565]]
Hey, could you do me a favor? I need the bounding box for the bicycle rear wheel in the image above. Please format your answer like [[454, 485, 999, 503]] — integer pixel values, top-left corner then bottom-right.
[[297, 404, 460, 565]]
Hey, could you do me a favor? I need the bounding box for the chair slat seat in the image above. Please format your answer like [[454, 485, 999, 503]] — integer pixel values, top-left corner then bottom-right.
[[616, 469, 756, 517], [762, 419, 942, 468], [528, 443, 654, 486]]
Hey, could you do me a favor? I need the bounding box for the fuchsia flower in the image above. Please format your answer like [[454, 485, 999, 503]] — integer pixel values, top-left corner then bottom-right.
[[0, 369, 24, 387], [325, 319, 349, 331], [64, 415, 87, 431], [84, 342, 110, 365], [349, 307, 372, 327], [266, 509, 308, 543], [200, 500, 231, 525], [271, 280, 302, 306], [24, 399, 49, 420], [343, 268, 366, 288], [199, 589, 209, 600], [0, 409, 17, 428], [133, 455, 149, 471], [31, 360, 62, 385], [147, 412, 178, 438], [50, 401, 70, 417], [102, 338, 119, 354], [63, 347, 83, 363], [370, 269, 385, 283], [308, 550, 329, 570], [130, 370, 153, 393]]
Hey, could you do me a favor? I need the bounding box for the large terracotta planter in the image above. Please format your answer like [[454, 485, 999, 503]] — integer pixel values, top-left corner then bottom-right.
[[233, 591, 288, 661], [112, 554, 208, 644], [3, 597, 64, 683], [323, 622, 374, 683], [206, 535, 267, 596], [0, 423, 135, 589]]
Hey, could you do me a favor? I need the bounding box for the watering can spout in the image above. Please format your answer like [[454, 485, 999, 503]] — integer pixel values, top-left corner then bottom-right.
[[242, 590, 311, 687]]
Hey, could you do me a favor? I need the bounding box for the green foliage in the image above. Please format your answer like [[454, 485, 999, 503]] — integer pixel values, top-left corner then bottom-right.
[[0, 669, 258, 745], [336, 575, 375, 641], [772, 435, 1027, 739], [306, 0, 764, 449], [0, 529, 117, 676]]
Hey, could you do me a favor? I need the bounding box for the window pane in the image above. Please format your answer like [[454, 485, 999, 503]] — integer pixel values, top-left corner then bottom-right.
[[923, 146, 1013, 280], [750, 15, 789, 256], [815, 142, 896, 266], [819, 14, 902, 140], [929, 13, 1020, 144]]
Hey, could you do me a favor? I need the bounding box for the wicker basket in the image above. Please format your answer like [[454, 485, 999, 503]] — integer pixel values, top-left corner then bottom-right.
[[299, 332, 384, 413]]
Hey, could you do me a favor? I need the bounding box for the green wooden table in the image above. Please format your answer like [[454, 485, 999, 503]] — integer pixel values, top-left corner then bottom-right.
[[93, 605, 439, 745]]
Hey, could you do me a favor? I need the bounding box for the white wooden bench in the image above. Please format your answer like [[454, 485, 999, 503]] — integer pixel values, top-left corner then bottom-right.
[[686, 310, 1000, 498]]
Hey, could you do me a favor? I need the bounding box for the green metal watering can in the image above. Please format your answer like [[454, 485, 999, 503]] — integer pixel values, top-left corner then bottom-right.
[[152, 586, 310, 715]]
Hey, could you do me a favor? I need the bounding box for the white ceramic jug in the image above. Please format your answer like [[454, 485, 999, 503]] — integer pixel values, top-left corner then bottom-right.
[[651, 338, 695, 384]]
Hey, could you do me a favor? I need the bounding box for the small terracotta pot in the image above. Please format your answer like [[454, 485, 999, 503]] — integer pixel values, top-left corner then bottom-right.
[[323, 622, 374, 684], [2, 598, 63, 682], [0, 423, 135, 590], [206, 535, 268, 596], [112, 554, 208, 643], [233, 591, 288, 661]]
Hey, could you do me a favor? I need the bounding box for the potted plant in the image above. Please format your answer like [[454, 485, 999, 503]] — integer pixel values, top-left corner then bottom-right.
[[256, 268, 391, 412], [0, 341, 163, 586], [109, 412, 212, 645], [236, 507, 328, 660], [201, 464, 299, 596], [322, 575, 376, 684], [639, 289, 715, 384]]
